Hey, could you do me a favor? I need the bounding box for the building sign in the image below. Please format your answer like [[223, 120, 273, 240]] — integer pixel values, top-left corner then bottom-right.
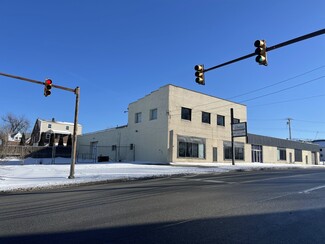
[[232, 122, 247, 137]]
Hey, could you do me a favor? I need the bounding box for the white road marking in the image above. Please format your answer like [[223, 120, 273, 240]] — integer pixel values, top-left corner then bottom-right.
[[300, 185, 325, 194]]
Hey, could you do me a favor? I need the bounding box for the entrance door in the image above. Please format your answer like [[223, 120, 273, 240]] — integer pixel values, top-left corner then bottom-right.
[[90, 141, 98, 162], [213, 147, 218, 162], [289, 152, 293, 163], [252, 145, 263, 163]]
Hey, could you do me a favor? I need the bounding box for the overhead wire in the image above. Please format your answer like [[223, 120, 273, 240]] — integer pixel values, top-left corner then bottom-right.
[[238, 75, 325, 103], [169, 75, 325, 118], [168, 65, 325, 116], [227, 65, 325, 100]]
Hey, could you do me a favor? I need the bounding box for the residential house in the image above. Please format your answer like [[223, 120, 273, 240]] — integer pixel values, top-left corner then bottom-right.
[[30, 118, 82, 146]]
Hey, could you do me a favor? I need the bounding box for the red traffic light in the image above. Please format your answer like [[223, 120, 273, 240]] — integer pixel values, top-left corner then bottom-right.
[[45, 79, 52, 86], [44, 78, 52, 97]]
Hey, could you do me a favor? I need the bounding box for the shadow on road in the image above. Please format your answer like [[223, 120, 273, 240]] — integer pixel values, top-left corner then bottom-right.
[[1, 207, 325, 244]]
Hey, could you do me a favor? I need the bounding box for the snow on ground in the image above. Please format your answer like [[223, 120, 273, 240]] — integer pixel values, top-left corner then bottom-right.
[[1, 157, 324, 192]]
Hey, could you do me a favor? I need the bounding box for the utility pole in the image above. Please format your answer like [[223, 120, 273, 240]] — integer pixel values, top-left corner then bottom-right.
[[231, 108, 235, 165], [287, 118, 292, 140], [0, 72, 79, 179]]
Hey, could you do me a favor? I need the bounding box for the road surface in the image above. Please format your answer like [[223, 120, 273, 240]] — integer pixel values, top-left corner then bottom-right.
[[1, 168, 325, 243]]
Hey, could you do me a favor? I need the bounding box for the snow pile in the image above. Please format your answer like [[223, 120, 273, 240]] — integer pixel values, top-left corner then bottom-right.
[[1, 158, 324, 192]]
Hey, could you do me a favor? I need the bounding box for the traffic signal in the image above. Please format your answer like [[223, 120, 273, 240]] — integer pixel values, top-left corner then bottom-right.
[[44, 78, 52, 97], [194, 64, 205, 85], [254, 40, 268, 66]]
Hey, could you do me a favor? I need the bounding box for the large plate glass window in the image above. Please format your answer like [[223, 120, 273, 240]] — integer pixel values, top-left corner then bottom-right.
[[223, 141, 245, 160], [178, 135, 205, 159]]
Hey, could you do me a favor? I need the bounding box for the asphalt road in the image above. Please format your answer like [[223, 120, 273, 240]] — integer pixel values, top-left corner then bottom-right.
[[1, 168, 325, 243]]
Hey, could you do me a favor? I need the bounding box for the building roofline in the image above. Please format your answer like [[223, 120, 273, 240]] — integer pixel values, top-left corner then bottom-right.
[[248, 133, 319, 151], [37, 118, 82, 127], [80, 125, 128, 136], [129, 84, 246, 107]]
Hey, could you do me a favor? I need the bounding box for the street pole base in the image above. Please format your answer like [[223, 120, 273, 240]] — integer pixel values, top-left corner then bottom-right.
[[68, 175, 75, 179]]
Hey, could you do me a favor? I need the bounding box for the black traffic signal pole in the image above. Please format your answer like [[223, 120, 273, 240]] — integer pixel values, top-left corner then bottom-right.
[[0, 71, 79, 179], [204, 28, 325, 73], [230, 108, 235, 166]]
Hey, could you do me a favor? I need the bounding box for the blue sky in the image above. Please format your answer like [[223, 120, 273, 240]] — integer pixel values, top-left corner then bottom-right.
[[0, 0, 324, 140]]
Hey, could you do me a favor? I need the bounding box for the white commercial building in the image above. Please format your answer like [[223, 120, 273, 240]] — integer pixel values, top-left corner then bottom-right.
[[312, 140, 325, 162], [78, 84, 319, 164]]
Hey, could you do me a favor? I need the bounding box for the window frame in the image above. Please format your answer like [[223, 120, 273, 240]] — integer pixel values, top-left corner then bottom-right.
[[178, 136, 205, 159], [149, 108, 158, 121], [202, 111, 211, 124], [181, 107, 192, 121], [217, 115, 225, 126], [294, 149, 302, 162], [277, 148, 287, 161], [223, 141, 245, 160], [135, 112, 142, 123]]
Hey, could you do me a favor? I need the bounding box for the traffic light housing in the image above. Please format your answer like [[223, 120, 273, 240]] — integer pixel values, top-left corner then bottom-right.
[[44, 78, 52, 97], [254, 40, 268, 66], [194, 64, 205, 85]]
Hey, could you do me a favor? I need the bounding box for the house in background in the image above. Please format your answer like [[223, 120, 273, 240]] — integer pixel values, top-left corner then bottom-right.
[[8, 132, 22, 143], [78, 84, 319, 164], [6, 132, 31, 145], [30, 118, 82, 146]]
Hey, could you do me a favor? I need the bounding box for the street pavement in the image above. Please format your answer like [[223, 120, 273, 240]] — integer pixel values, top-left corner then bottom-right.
[[1, 168, 325, 243]]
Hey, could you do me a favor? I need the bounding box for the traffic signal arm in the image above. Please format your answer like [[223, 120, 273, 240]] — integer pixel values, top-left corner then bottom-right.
[[202, 28, 324, 73]]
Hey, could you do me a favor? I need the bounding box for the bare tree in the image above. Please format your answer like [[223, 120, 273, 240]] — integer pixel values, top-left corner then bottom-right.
[[1, 113, 30, 134], [0, 113, 30, 145]]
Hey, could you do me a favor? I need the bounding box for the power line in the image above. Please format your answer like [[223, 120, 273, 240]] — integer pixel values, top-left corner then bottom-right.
[[170, 65, 325, 115], [227, 65, 325, 100], [239, 75, 325, 103], [249, 94, 325, 107]]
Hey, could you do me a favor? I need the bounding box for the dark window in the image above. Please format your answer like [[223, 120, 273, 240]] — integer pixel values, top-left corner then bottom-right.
[[181, 107, 192, 121], [48, 124, 52, 128], [217, 115, 225, 126], [135, 112, 142, 123], [278, 148, 286, 160], [112, 145, 117, 151], [66, 126, 69, 130], [178, 136, 205, 158], [295, 149, 302, 162], [202, 112, 211, 124], [130, 144, 134, 150], [223, 142, 244, 160], [233, 118, 240, 124], [150, 108, 158, 120]]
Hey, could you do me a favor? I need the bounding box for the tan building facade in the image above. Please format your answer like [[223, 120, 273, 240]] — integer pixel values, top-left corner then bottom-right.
[[78, 84, 319, 164]]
